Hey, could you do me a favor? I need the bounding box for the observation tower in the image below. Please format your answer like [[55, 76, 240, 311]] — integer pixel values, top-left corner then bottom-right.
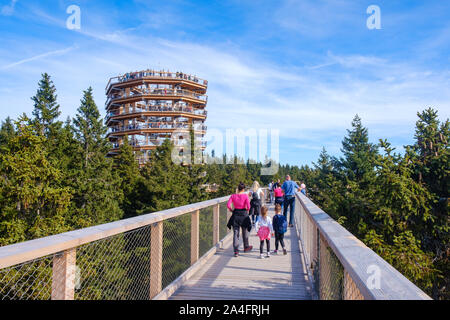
[[105, 70, 208, 164]]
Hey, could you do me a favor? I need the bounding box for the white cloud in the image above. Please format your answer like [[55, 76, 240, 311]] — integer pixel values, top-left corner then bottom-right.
[[1, 0, 17, 16], [0, 46, 75, 70], [0, 9, 449, 165], [273, 0, 360, 38]]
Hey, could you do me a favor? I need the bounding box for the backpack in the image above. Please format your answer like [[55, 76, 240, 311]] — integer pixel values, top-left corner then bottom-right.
[[274, 215, 287, 234], [251, 190, 259, 201]]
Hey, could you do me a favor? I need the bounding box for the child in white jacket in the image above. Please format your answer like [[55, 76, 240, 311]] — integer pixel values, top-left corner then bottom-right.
[[255, 206, 274, 258]]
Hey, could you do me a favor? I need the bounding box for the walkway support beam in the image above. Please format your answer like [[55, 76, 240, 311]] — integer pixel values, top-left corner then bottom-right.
[[51, 248, 77, 300], [191, 210, 199, 265], [150, 221, 163, 299], [213, 204, 220, 245]]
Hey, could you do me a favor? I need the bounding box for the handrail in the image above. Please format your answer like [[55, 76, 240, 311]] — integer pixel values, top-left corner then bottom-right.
[[112, 138, 207, 149], [105, 89, 208, 107], [0, 196, 228, 270], [106, 106, 207, 120], [294, 192, 431, 300], [106, 70, 208, 93], [107, 123, 207, 135]]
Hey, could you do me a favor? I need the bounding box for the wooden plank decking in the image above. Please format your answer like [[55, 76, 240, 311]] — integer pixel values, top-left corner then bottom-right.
[[169, 205, 313, 300]]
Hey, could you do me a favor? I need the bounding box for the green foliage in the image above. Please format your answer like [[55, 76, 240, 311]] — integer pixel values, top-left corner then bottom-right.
[[30, 73, 63, 143], [185, 125, 208, 202], [67, 88, 123, 228], [404, 108, 449, 299], [138, 139, 190, 212], [307, 110, 449, 299], [0, 72, 447, 300], [114, 135, 142, 218], [0, 117, 16, 150], [0, 116, 71, 245], [218, 155, 252, 195]]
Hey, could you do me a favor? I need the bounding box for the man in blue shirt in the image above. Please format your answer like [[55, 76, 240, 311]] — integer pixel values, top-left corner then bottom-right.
[[281, 175, 300, 227]]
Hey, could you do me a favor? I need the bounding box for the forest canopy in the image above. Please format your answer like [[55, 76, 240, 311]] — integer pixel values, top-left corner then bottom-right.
[[0, 73, 448, 299]]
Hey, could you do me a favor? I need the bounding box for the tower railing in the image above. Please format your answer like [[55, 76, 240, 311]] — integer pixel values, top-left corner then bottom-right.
[[107, 123, 206, 135], [0, 196, 232, 300], [105, 89, 208, 107], [106, 105, 207, 121], [293, 192, 432, 300], [106, 71, 208, 92]]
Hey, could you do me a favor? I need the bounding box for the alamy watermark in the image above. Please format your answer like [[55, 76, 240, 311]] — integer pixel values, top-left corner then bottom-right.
[[171, 126, 279, 175], [66, 5, 81, 30], [366, 264, 381, 289], [366, 5, 381, 30]]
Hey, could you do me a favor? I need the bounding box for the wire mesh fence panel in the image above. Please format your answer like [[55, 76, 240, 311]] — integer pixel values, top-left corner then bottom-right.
[[199, 206, 214, 257], [161, 214, 191, 289], [0, 254, 54, 300], [219, 202, 229, 240], [75, 225, 152, 300], [295, 197, 319, 298], [296, 198, 309, 262], [319, 234, 344, 300], [307, 214, 318, 273], [343, 270, 365, 300]]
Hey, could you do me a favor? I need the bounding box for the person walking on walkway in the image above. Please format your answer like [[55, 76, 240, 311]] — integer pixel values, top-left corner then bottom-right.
[[255, 206, 273, 259], [227, 182, 253, 257], [273, 183, 284, 212], [249, 181, 264, 225], [268, 181, 274, 204], [272, 204, 287, 255], [282, 175, 300, 228], [300, 182, 307, 195]]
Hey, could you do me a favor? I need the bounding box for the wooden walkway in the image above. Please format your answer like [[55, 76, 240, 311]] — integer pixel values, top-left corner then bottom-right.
[[170, 205, 313, 300]]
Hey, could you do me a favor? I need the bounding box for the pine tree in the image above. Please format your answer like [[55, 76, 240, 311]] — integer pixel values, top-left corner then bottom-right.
[[310, 148, 344, 221], [114, 135, 142, 218], [406, 108, 449, 198], [307, 111, 448, 299], [0, 117, 16, 149], [68, 88, 123, 228], [405, 108, 449, 299], [186, 125, 207, 202], [336, 115, 378, 236], [219, 155, 251, 195], [363, 139, 437, 292], [57, 117, 80, 173], [73, 87, 108, 165], [0, 116, 71, 245], [339, 115, 378, 182], [31, 73, 62, 138], [0, 117, 16, 153], [138, 139, 190, 212]]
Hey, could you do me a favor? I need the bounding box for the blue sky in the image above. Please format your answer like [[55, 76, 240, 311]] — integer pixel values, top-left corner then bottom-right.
[[0, 0, 449, 167]]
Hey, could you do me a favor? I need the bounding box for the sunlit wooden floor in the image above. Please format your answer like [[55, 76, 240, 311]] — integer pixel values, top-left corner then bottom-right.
[[169, 204, 313, 300]]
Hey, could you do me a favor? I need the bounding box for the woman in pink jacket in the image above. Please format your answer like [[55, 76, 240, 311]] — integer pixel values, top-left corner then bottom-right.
[[227, 182, 253, 257]]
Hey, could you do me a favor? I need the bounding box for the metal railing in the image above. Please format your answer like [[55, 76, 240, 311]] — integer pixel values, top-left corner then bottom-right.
[[105, 88, 208, 107], [108, 123, 185, 134], [293, 192, 432, 300], [111, 138, 207, 150], [107, 123, 207, 135], [106, 70, 208, 92], [1, 188, 431, 300], [112, 140, 163, 149], [0, 196, 231, 300], [106, 105, 207, 120]]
